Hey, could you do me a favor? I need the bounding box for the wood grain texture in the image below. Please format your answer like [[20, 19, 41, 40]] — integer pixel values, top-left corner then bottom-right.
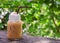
[[0, 30, 60, 43]]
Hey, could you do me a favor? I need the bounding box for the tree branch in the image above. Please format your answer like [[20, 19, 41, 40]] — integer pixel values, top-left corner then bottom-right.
[[17, 6, 31, 14], [51, 15, 57, 27]]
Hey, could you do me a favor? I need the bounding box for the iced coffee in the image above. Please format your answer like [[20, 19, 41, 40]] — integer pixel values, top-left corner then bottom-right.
[[7, 12, 22, 40]]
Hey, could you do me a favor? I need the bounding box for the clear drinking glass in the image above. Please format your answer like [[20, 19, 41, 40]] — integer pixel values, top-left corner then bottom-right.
[[7, 12, 22, 40]]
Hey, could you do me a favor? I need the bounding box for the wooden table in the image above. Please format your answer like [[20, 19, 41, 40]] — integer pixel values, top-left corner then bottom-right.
[[0, 30, 60, 43]]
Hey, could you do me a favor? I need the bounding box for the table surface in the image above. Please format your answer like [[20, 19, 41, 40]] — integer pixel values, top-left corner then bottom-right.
[[0, 30, 60, 43]]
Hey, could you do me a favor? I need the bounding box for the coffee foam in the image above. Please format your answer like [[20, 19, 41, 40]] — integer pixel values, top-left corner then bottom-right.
[[9, 12, 21, 22]]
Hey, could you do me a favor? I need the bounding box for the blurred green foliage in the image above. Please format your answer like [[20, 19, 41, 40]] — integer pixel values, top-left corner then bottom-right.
[[0, 0, 60, 38]]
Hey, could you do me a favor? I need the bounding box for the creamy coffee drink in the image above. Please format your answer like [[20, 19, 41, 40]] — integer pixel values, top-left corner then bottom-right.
[[7, 12, 22, 40]]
